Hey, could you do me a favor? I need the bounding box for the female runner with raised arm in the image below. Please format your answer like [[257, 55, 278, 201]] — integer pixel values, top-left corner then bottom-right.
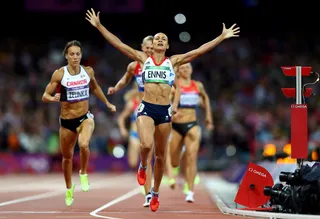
[[86, 8, 239, 212], [108, 36, 154, 207]]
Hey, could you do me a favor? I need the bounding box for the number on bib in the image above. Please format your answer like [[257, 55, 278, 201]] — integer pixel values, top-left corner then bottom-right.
[[137, 103, 145, 113]]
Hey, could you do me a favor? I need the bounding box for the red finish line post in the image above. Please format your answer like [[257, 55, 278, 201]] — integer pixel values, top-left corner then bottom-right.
[[281, 66, 312, 168]]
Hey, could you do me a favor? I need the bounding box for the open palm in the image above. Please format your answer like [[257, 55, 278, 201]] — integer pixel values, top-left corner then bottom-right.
[[86, 8, 101, 27], [222, 23, 240, 39]]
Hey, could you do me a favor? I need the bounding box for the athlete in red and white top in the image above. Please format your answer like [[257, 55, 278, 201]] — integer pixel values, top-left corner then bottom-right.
[[108, 36, 154, 207], [107, 35, 153, 101], [167, 63, 214, 203], [86, 8, 239, 212], [42, 40, 116, 207]]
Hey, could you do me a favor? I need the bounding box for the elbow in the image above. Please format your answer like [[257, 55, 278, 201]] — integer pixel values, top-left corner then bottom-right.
[[42, 94, 47, 103], [116, 117, 123, 126]]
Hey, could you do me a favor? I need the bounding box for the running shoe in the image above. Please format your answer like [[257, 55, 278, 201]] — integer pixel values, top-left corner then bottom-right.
[[149, 188, 160, 212], [194, 174, 200, 185], [169, 178, 176, 189], [79, 173, 90, 192], [183, 182, 189, 195], [137, 162, 147, 185], [143, 192, 152, 207], [185, 190, 195, 203], [65, 184, 75, 207]]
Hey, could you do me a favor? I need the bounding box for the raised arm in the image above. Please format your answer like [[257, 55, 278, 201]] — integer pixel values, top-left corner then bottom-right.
[[86, 9, 147, 63], [42, 69, 63, 103], [170, 23, 240, 67], [85, 66, 116, 112], [195, 81, 214, 131], [108, 61, 136, 95]]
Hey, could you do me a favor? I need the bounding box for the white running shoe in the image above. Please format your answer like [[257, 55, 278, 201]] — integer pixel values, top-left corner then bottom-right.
[[185, 191, 194, 203], [143, 193, 152, 207]]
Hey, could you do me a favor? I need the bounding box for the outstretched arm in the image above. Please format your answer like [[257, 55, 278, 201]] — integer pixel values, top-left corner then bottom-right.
[[196, 81, 214, 131], [170, 23, 240, 67], [108, 62, 136, 95], [86, 66, 116, 112], [42, 69, 63, 103], [86, 9, 147, 63]]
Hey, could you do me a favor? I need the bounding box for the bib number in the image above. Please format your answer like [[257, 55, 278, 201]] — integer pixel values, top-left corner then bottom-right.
[[135, 76, 144, 87], [86, 111, 94, 119], [137, 103, 145, 113], [67, 87, 89, 101]]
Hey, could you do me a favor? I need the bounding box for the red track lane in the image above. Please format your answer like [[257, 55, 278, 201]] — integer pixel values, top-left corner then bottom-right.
[[0, 173, 241, 219]]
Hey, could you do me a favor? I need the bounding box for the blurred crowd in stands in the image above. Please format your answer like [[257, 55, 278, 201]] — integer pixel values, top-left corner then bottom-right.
[[0, 35, 319, 163]]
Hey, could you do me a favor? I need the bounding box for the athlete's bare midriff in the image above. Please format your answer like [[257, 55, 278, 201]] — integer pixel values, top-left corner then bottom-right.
[[172, 108, 197, 123], [60, 100, 89, 119], [143, 83, 171, 105], [138, 92, 144, 103]]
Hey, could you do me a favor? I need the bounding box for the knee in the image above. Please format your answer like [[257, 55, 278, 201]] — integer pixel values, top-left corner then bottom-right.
[[78, 139, 90, 151], [140, 140, 152, 150], [170, 154, 180, 167], [63, 153, 73, 161], [171, 160, 179, 168], [154, 153, 165, 163]]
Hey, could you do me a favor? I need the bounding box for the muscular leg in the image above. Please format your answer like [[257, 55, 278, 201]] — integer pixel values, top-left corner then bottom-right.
[[184, 126, 200, 192], [77, 118, 95, 175], [145, 147, 153, 194], [59, 127, 78, 189], [137, 116, 155, 168], [153, 122, 172, 192], [170, 129, 183, 168], [165, 138, 174, 182], [180, 151, 187, 178], [166, 130, 183, 188], [127, 136, 140, 169]]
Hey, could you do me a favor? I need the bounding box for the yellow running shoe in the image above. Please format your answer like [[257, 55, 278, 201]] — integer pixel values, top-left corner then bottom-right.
[[141, 186, 146, 195], [161, 175, 169, 185], [183, 182, 188, 195], [65, 184, 75, 207], [79, 173, 90, 192], [169, 178, 176, 189], [194, 174, 200, 185], [173, 167, 180, 176]]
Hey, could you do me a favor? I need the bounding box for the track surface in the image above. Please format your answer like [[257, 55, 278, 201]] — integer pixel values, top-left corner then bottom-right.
[[0, 173, 243, 219]]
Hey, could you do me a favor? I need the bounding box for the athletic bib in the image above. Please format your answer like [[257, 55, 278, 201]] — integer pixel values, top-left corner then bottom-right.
[[59, 66, 91, 102], [142, 56, 175, 86]]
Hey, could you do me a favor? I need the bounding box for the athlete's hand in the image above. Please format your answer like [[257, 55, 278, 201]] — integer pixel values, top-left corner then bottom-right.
[[120, 128, 129, 139], [171, 105, 178, 115], [106, 102, 116, 112], [86, 8, 101, 28], [107, 87, 117, 95], [51, 93, 61, 102], [206, 118, 214, 132], [221, 23, 240, 39]]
